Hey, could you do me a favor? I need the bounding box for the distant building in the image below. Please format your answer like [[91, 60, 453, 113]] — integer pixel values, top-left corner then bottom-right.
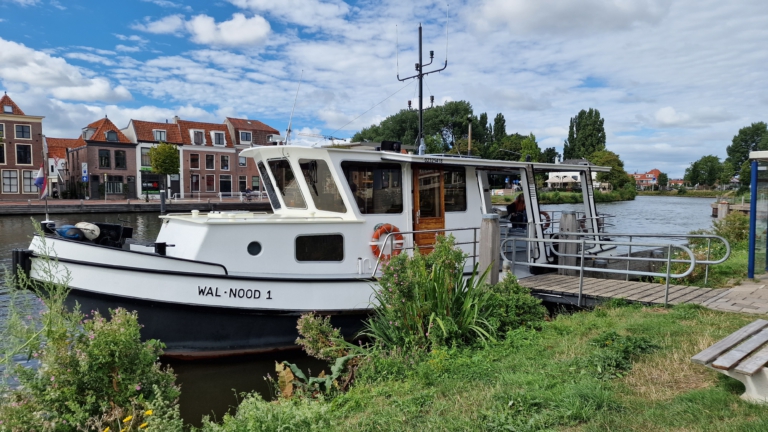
[[668, 178, 686, 187], [632, 168, 662, 189], [0, 92, 45, 199], [46, 137, 81, 197]]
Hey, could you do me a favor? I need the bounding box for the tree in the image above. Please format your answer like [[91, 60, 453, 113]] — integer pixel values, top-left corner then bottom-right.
[[657, 172, 669, 188], [740, 161, 752, 188], [588, 150, 630, 189], [684, 155, 722, 188], [541, 147, 559, 164], [492, 113, 506, 144], [725, 122, 768, 172], [719, 161, 734, 190], [519, 133, 542, 162], [563, 108, 606, 160], [148, 142, 180, 191]]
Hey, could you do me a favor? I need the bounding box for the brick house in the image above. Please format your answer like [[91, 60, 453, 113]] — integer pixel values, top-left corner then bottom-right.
[[632, 168, 662, 189], [0, 93, 45, 199], [46, 137, 80, 198], [176, 118, 237, 198], [121, 119, 184, 197], [224, 117, 280, 194], [64, 117, 137, 199]]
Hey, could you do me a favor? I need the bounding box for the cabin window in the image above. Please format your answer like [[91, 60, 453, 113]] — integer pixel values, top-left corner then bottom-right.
[[267, 158, 306, 209], [444, 167, 467, 212], [247, 241, 262, 256], [341, 162, 403, 214], [299, 159, 347, 213], [295, 234, 343, 262], [257, 161, 280, 210]]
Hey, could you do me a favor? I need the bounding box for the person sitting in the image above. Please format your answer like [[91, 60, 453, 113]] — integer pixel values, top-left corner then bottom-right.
[[507, 194, 527, 227], [245, 188, 252, 202]]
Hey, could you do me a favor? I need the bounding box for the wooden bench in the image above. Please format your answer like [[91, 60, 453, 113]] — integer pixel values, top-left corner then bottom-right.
[[692, 319, 768, 403]]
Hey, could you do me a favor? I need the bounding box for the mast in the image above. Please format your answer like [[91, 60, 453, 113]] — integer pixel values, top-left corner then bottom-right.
[[398, 23, 447, 155]]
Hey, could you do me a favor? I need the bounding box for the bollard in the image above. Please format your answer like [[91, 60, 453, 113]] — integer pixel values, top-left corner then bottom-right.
[[160, 190, 167, 214], [558, 211, 579, 276], [479, 214, 500, 285], [717, 201, 729, 220]]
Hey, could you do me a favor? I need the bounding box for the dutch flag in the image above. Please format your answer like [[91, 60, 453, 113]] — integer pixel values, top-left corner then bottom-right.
[[35, 164, 48, 199]]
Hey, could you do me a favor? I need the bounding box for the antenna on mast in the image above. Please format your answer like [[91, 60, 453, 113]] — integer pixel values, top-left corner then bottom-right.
[[286, 69, 303, 146], [397, 23, 448, 155]]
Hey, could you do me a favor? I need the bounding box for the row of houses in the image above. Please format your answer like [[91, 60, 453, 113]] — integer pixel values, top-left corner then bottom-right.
[[0, 93, 282, 200]]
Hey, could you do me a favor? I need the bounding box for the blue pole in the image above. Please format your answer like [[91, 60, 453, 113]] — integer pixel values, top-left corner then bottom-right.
[[748, 160, 758, 278]]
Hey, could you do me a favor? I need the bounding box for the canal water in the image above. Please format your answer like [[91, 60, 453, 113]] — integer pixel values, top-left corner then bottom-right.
[[0, 195, 717, 425]]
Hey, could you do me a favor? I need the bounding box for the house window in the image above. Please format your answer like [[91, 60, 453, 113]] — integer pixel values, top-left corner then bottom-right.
[[267, 158, 306, 209], [213, 132, 225, 146], [191, 174, 200, 192], [239, 156, 247, 167], [341, 162, 403, 214], [240, 131, 252, 143], [0, 124, 4, 139], [3, 105, 12, 113], [115, 150, 127, 169], [251, 176, 260, 191], [444, 167, 467, 212], [190, 153, 200, 169], [2, 170, 18, 193], [153, 130, 166, 141], [0, 142, 4, 165], [221, 155, 230, 171], [99, 149, 111, 168], [238, 175, 247, 191], [299, 159, 346, 213], [205, 154, 214, 170], [205, 174, 215, 192], [193, 131, 204, 145], [15, 125, 31, 139], [295, 234, 344, 262], [22, 170, 36, 193], [16, 144, 32, 165], [219, 174, 232, 195], [105, 130, 118, 142], [141, 148, 151, 167]]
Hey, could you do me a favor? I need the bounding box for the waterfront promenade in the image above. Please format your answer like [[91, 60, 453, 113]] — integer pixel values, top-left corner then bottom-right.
[[0, 198, 272, 215]]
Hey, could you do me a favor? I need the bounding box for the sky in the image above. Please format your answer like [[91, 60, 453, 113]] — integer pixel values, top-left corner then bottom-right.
[[0, 0, 766, 178]]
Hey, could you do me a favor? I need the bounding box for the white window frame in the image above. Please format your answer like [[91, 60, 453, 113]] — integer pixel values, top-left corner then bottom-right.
[[219, 174, 232, 194], [239, 156, 247, 167], [221, 155, 230, 171], [190, 153, 200, 170], [205, 174, 216, 192], [0, 124, 5, 140], [22, 170, 36, 193], [14, 124, 32, 140], [238, 175, 247, 191], [141, 147, 152, 167], [3, 105, 12, 114], [205, 154, 215, 170], [191, 129, 206, 145], [153, 129, 167, 142], [240, 131, 252, 144], [191, 173, 200, 192], [0, 140, 6, 165], [105, 130, 118, 142], [212, 131, 226, 147], [15, 143, 33, 166], [2, 169, 19, 194]]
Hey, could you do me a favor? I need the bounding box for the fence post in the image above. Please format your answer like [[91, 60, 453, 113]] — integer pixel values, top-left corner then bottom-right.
[[578, 237, 586, 307], [626, 236, 632, 281], [665, 244, 672, 306], [160, 190, 166, 215], [479, 214, 500, 285], [558, 211, 578, 276], [704, 238, 711, 285]]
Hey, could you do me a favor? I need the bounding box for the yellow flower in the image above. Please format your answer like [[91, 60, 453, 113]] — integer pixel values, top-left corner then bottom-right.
[[122, 415, 133, 423], [120, 429, 127, 432], [144, 410, 153, 416], [103, 428, 110, 432], [139, 423, 148, 429]]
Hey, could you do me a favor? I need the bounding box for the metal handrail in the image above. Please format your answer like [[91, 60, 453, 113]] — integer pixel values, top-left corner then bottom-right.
[[502, 236, 698, 306]]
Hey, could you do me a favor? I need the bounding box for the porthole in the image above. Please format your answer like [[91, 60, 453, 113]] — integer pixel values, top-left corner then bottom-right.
[[247, 241, 262, 256]]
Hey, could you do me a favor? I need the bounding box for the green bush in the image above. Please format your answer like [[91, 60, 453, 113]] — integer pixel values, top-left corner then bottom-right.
[[199, 393, 331, 432], [484, 275, 547, 334], [713, 211, 750, 246]]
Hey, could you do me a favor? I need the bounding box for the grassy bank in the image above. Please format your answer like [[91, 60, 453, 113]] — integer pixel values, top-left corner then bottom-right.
[[638, 190, 730, 198], [204, 304, 767, 431], [491, 188, 636, 205]]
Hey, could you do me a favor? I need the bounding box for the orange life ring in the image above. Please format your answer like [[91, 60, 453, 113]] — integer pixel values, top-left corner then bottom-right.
[[370, 223, 404, 260], [540, 211, 551, 230]]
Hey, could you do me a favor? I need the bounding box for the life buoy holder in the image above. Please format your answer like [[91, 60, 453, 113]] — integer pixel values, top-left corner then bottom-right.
[[370, 223, 404, 260], [540, 211, 551, 230]]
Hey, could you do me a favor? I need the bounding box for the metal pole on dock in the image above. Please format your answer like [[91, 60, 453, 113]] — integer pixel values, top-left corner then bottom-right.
[[160, 190, 167, 215], [479, 214, 500, 285], [578, 237, 585, 307], [664, 244, 672, 306], [748, 160, 758, 278]]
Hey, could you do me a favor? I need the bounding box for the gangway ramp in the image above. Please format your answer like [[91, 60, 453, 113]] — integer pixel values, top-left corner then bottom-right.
[[518, 274, 728, 307]]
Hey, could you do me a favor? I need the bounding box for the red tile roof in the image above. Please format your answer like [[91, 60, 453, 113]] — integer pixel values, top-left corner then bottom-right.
[[85, 117, 132, 144], [177, 120, 232, 147], [226, 117, 279, 134], [47, 137, 85, 158], [131, 120, 183, 143], [0, 93, 25, 115]]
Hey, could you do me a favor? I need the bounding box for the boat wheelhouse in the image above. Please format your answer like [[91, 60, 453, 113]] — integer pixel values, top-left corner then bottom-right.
[[22, 145, 611, 357]]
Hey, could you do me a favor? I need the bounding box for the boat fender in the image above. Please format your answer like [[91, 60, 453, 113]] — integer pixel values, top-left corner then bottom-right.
[[540, 211, 551, 230], [55, 226, 86, 241], [75, 222, 101, 240], [370, 223, 404, 260]]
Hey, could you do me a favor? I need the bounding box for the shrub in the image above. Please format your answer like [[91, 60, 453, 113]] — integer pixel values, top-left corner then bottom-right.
[[713, 211, 750, 246], [484, 275, 547, 334], [199, 393, 331, 432]]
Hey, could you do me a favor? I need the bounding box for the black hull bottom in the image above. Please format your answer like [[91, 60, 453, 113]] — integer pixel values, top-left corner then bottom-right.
[[66, 289, 369, 359]]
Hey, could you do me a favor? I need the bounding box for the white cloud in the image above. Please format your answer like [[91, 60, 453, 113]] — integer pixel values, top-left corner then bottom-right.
[[186, 13, 271, 47], [131, 14, 186, 35], [0, 38, 131, 103], [140, 0, 193, 12], [6, 0, 39, 6], [114, 34, 149, 43], [228, 0, 349, 28], [474, 0, 672, 35], [75, 46, 117, 56], [65, 52, 115, 66], [50, 0, 65, 10], [115, 45, 142, 53]]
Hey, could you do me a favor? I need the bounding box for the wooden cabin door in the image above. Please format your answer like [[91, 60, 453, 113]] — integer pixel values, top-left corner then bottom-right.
[[412, 166, 445, 252]]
